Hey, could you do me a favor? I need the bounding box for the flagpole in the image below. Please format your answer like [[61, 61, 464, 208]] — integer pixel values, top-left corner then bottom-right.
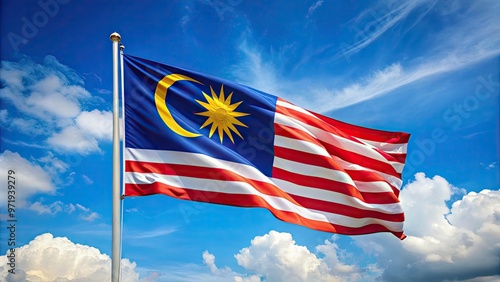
[[110, 32, 121, 282]]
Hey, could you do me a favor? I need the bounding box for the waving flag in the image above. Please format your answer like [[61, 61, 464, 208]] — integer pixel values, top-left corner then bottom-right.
[[123, 54, 410, 239]]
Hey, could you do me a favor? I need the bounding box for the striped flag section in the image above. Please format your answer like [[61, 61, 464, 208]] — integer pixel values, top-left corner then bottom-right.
[[124, 88, 410, 238]]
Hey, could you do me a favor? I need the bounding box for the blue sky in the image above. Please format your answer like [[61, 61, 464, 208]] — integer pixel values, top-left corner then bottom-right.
[[0, 0, 499, 281]]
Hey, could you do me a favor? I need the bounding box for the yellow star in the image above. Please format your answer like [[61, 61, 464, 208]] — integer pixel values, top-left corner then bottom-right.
[[195, 85, 250, 143]]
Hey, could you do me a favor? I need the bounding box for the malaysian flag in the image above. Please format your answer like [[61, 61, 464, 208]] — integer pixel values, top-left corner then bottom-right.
[[123, 54, 410, 239]]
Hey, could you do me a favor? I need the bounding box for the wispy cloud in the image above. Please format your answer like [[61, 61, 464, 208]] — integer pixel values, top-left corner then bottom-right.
[[232, 1, 500, 112], [323, 1, 500, 111], [26, 200, 100, 222], [329, 0, 433, 62], [82, 174, 94, 184], [125, 226, 178, 239], [70, 223, 112, 237], [485, 162, 497, 170], [2, 138, 51, 149], [306, 0, 324, 18], [27, 201, 74, 215], [75, 203, 101, 222]]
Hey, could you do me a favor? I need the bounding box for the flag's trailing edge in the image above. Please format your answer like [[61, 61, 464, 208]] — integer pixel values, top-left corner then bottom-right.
[[123, 54, 410, 239]]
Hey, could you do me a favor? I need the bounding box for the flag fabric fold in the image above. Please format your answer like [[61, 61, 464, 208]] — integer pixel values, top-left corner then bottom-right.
[[123, 54, 410, 239]]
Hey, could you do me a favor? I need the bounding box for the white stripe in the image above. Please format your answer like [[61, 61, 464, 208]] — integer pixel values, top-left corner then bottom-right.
[[271, 178, 403, 214], [275, 135, 330, 157], [353, 180, 396, 193], [125, 148, 401, 193], [125, 148, 272, 184], [277, 100, 316, 118], [273, 157, 355, 187], [274, 156, 396, 194], [278, 101, 407, 154], [274, 113, 315, 137], [358, 138, 408, 154], [273, 117, 404, 188], [275, 113, 405, 173], [126, 172, 404, 230], [332, 156, 403, 190]]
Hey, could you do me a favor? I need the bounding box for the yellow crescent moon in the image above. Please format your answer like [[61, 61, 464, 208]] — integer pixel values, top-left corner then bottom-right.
[[154, 74, 203, 138]]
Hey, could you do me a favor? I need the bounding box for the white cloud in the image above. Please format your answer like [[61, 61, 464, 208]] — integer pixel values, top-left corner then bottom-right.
[[203, 251, 231, 276], [75, 203, 101, 222], [447, 189, 500, 236], [80, 211, 101, 222], [486, 162, 497, 169], [0, 150, 55, 207], [127, 172, 499, 282], [1, 56, 112, 155], [47, 108, 113, 154], [75, 109, 113, 141], [193, 173, 499, 282], [0, 59, 90, 122], [11, 117, 50, 136], [37, 152, 70, 175], [135, 264, 239, 282], [0, 109, 51, 136], [354, 173, 500, 281], [233, 275, 261, 282], [0, 233, 139, 282], [47, 126, 100, 155], [26, 75, 84, 118], [233, 231, 371, 282]]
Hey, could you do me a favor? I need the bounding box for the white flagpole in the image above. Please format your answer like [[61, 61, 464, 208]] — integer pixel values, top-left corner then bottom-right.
[[110, 32, 122, 282]]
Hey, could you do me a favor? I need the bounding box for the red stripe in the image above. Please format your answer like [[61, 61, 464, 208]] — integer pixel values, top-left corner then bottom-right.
[[126, 160, 398, 219], [388, 153, 407, 163], [125, 182, 405, 238], [276, 104, 369, 146], [274, 147, 400, 201], [277, 98, 410, 144], [275, 124, 401, 178], [289, 194, 404, 222], [273, 167, 400, 205], [316, 114, 410, 144], [274, 146, 345, 172], [125, 160, 300, 205], [321, 141, 401, 178], [275, 116, 406, 165], [274, 146, 399, 193], [346, 170, 401, 196]]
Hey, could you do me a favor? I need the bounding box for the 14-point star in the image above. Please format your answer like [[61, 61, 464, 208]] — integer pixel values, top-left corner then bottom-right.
[[195, 85, 249, 143]]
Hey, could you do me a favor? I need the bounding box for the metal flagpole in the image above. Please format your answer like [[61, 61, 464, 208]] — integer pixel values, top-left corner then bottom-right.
[[110, 32, 121, 282]]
